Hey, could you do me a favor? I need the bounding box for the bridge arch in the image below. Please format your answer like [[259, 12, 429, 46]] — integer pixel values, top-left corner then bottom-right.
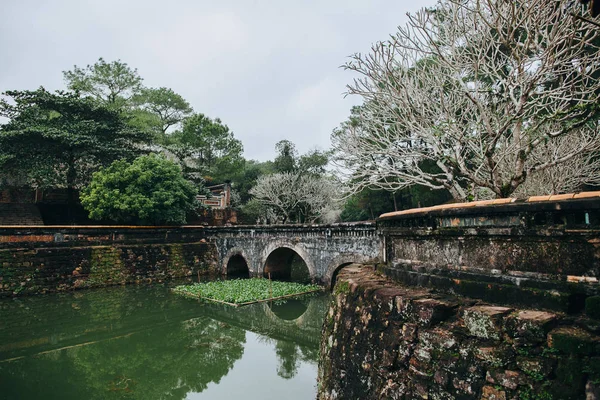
[[325, 253, 373, 289], [222, 247, 252, 277], [259, 240, 316, 282]]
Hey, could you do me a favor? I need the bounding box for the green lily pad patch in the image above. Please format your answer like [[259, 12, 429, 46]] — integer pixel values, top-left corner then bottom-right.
[[172, 278, 323, 307]]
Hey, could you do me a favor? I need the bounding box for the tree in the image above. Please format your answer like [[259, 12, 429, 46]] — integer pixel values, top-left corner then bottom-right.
[[0, 88, 150, 201], [63, 58, 143, 108], [297, 149, 331, 176], [340, 185, 452, 221], [80, 154, 199, 225], [273, 140, 330, 175], [232, 160, 275, 205], [333, 0, 600, 200], [249, 172, 340, 224], [273, 140, 298, 173], [132, 87, 193, 136], [165, 113, 244, 184]]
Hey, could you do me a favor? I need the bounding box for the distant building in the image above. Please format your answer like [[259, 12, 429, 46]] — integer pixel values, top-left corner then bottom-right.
[[196, 183, 231, 209], [191, 183, 237, 226]]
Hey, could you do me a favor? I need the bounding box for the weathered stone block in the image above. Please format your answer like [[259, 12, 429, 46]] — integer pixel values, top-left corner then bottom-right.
[[516, 356, 553, 379], [554, 356, 587, 395], [452, 376, 480, 396], [485, 369, 524, 390], [411, 298, 458, 327], [506, 310, 557, 343], [481, 385, 507, 400], [476, 346, 513, 368], [463, 306, 512, 340], [414, 328, 458, 364], [548, 327, 600, 355]]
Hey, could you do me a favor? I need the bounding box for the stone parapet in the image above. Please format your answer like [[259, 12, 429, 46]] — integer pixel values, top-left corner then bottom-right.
[[377, 194, 600, 315]]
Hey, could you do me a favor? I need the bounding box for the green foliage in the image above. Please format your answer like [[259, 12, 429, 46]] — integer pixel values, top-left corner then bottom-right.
[[165, 113, 244, 184], [0, 88, 149, 191], [232, 160, 276, 205], [131, 87, 193, 135], [298, 149, 331, 176], [519, 386, 554, 400], [341, 175, 452, 222], [173, 278, 321, 305], [63, 57, 143, 108], [80, 154, 199, 225], [273, 140, 298, 173], [238, 198, 269, 224]]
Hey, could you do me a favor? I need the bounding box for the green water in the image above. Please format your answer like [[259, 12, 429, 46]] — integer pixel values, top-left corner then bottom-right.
[[0, 285, 330, 399]]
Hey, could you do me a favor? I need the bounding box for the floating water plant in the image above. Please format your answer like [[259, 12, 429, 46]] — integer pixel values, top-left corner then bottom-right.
[[173, 278, 322, 306]]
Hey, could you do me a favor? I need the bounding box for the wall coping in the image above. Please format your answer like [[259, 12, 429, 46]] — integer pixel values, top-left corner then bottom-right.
[[0, 222, 376, 230], [378, 191, 600, 220]]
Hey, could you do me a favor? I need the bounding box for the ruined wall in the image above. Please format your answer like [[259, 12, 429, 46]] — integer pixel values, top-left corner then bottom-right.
[[319, 265, 600, 400], [0, 226, 218, 297]]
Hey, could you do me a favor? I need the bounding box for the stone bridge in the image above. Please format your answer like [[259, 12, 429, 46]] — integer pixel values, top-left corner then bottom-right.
[[205, 222, 380, 285]]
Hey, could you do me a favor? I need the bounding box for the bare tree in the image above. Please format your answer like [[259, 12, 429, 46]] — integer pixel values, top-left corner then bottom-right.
[[333, 0, 600, 200], [502, 130, 600, 197], [249, 173, 341, 224]]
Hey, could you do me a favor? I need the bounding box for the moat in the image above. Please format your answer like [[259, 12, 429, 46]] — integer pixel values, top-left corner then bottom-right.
[[0, 284, 330, 399]]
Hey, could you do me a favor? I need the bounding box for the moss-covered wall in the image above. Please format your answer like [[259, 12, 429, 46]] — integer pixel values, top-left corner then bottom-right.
[[0, 227, 218, 296], [319, 265, 600, 400]]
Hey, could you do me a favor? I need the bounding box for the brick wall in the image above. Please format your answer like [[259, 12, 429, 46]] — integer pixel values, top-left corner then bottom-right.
[[0, 226, 218, 297]]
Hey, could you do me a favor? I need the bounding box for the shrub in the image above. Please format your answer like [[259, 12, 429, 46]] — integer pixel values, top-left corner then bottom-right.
[[81, 154, 199, 225]]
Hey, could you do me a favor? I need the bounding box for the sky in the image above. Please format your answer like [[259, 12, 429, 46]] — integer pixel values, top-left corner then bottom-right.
[[0, 0, 437, 162]]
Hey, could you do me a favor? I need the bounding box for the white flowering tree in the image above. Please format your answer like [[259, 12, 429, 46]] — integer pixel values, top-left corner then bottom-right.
[[333, 0, 600, 200], [249, 172, 340, 224]]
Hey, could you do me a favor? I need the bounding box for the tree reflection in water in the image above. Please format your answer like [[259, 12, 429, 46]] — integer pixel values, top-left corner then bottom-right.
[[1, 315, 246, 400], [0, 285, 328, 400]]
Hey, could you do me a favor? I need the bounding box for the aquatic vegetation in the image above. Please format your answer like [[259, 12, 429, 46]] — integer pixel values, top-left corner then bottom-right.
[[173, 278, 321, 305]]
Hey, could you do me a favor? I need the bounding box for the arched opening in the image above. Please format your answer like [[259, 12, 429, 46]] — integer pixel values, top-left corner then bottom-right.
[[268, 299, 308, 321], [263, 248, 310, 283], [329, 262, 355, 290], [226, 254, 250, 278]]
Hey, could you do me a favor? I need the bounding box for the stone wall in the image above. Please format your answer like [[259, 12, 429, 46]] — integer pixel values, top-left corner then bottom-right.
[[0, 226, 218, 297], [319, 265, 600, 400], [378, 196, 600, 315]]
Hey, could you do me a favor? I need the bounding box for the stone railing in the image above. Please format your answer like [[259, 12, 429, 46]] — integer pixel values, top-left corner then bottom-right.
[[204, 222, 377, 238]]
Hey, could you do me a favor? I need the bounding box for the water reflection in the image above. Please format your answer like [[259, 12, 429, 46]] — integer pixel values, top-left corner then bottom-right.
[[0, 285, 329, 400]]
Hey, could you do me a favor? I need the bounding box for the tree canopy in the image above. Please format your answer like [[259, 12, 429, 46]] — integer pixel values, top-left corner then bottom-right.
[[132, 87, 193, 136], [249, 172, 340, 224], [165, 113, 244, 184], [245, 140, 339, 224], [333, 0, 600, 200], [80, 154, 199, 225], [0, 88, 150, 192], [63, 58, 143, 109]]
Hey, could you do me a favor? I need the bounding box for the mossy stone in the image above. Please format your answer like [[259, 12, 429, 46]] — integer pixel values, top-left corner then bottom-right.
[[586, 296, 600, 320], [548, 327, 600, 355]]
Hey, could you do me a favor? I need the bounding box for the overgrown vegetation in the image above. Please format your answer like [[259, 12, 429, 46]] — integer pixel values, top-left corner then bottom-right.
[[173, 278, 321, 305], [80, 154, 199, 225]]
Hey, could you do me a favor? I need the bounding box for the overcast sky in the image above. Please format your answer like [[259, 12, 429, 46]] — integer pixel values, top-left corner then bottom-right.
[[1, 0, 436, 161]]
